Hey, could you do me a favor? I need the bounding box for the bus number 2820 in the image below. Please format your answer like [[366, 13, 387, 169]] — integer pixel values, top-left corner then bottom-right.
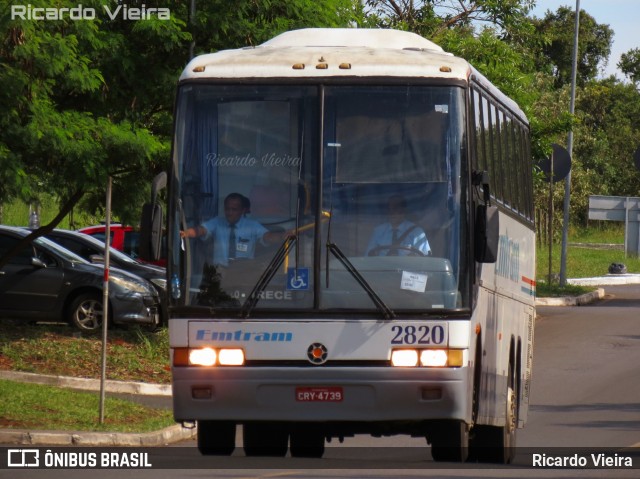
[[390, 325, 446, 345]]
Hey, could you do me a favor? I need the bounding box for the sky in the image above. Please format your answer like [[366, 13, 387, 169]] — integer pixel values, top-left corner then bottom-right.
[[530, 0, 639, 79]]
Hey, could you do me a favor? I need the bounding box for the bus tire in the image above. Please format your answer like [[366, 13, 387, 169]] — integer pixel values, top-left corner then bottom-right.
[[290, 423, 325, 458], [197, 420, 235, 455], [469, 361, 517, 463], [243, 422, 288, 457], [429, 420, 469, 462]]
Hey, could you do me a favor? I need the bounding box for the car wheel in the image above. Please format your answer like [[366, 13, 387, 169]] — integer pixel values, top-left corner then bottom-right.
[[68, 293, 104, 332]]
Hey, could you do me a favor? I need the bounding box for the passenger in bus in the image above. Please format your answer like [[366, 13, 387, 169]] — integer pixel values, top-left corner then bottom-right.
[[180, 192, 288, 266], [365, 195, 431, 256]]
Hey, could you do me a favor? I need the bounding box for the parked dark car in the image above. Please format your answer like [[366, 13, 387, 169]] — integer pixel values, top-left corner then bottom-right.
[[0, 226, 160, 332], [43, 229, 167, 323]]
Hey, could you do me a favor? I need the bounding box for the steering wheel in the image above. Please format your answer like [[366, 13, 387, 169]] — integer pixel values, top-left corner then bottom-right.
[[367, 245, 426, 257]]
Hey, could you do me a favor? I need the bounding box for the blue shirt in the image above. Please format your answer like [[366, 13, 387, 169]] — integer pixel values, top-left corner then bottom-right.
[[200, 216, 268, 266], [366, 220, 431, 256]]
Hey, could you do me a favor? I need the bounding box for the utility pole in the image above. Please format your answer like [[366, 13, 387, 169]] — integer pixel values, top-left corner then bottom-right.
[[559, 0, 580, 286], [189, 0, 196, 60], [99, 176, 112, 424]]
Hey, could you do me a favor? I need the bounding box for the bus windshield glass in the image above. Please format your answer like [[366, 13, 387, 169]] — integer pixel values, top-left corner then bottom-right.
[[171, 84, 469, 314]]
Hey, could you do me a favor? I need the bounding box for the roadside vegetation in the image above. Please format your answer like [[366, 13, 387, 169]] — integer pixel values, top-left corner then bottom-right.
[[0, 379, 175, 433], [0, 322, 174, 433], [536, 224, 640, 296], [0, 321, 171, 384]]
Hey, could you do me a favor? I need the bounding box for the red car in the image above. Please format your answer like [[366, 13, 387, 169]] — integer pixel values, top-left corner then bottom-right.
[[78, 224, 138, 256], [77, 224, 167, 267]]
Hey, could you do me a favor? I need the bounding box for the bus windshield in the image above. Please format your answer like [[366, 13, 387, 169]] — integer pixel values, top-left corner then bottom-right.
[[171, 84, 469, 314]]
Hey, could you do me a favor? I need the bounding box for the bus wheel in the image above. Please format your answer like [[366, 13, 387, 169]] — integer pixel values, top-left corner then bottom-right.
[[197, 420, 235, 455], [289, 423, 325, 458], [243, 422, 288, 457], [469, 362, 517, 463], [429, 420, 469, 462]]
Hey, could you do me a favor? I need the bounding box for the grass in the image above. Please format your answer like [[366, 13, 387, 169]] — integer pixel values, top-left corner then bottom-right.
[[537, 224, 639, 282], [0, 379, 175, 432], [535, 281, 593, 298], [0, 320, 171, 383], [0, 194, 100, 229], [0, 322, 174, 433]]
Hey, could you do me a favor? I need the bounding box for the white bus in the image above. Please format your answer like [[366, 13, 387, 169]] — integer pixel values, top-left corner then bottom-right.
[[158, 28, 536, 463]]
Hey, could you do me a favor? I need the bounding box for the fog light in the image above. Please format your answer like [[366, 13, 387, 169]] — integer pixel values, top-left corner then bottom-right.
[[421, 387, 442, 400], [391, 350, 419, 367], [218, 348, 244, 366], [420, 349, 448, 367], [189, 348, 217, 366], [192, 387, 212, 399]]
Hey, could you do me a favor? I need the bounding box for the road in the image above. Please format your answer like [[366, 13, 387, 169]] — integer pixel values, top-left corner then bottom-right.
[[3, 284, 640, 478], [520, 284, 640, 450]]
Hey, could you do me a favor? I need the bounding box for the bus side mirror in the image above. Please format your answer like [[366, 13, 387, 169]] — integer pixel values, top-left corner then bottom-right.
[[139, 172, 166, 262], [475, 204, 499, 263], [139, 203, 163, 261]]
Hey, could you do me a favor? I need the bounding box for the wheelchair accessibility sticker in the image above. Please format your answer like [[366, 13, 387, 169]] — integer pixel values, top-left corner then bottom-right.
[[287, 267, 310, 291]]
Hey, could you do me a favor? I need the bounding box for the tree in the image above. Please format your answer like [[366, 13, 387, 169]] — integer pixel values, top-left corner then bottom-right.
[[618, 48, 640, 88], [0, 0, 361, 268], [190, 0, 355, 52], [362, 0, 535, 37], [0, 0, 173, 227], [531, 6, 613, 87], [0, 0, 357, 265], [568, 78, 640, 224]]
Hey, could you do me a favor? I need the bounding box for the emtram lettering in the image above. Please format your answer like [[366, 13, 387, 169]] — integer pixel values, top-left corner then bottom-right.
[[196, 329, 293, 342], [496, 235, 520, 282]]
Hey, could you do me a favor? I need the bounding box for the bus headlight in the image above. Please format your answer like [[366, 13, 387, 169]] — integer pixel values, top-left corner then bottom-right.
[[420, 349, 448, 367], [189, 348, 216, 366], [391, 350, 419, 367], [391, 349, 464, 368], [175, 348, 245, 367], [218, 348, 245, 366]]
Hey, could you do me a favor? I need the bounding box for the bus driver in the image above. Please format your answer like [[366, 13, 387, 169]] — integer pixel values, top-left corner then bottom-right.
[[180, 192, 289, 266], [366, 195, 431, 257]]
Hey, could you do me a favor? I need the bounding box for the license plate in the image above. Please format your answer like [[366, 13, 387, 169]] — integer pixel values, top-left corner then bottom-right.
[[296, 386, 343, 402]]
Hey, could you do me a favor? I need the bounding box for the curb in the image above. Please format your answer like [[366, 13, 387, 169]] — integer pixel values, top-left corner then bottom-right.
[[0, 371, 193, 446], [535, 287, 605, 307], [0, 424, 196, 446], [567, 273, 640, 287], [0, 370, 171, 396]]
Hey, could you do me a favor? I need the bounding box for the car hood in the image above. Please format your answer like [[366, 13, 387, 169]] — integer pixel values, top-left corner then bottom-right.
[[71, 261, 155, 290]]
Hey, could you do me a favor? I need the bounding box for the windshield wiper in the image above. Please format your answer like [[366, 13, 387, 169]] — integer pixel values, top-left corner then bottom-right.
[[326, 242, 395, 320], [240, 236, 297, 318]]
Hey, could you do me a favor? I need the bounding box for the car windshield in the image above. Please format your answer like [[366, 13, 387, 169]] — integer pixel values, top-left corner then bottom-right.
[[170, 84, 469, 314], [77, 233, 142, 265]]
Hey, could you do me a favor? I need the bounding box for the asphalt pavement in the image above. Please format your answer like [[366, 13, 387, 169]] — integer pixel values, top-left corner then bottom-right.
[[2, 273, 639, 446]]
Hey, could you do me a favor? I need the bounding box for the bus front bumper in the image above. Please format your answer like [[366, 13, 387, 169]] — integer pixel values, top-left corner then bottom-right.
[[172, 366, 471, 424]]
